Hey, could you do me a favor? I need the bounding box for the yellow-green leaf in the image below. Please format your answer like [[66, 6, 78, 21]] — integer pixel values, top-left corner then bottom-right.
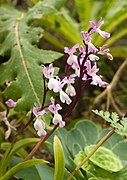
[[53, 135, 65, 180]]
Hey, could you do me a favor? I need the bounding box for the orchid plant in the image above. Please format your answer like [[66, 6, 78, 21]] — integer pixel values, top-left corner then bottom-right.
[[4, 17, 112, 152]]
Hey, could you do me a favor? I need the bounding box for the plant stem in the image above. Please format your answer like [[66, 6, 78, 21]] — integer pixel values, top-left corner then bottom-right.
[[67, 128, 115, 180], [23, 124, 58, 161]]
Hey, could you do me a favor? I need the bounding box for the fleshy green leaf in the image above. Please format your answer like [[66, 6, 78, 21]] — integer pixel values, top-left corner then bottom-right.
[[0, 4, 62, 111], [53, 135, 65, 180], [112, 140, 127, 161], [85, 145, 123, 172]]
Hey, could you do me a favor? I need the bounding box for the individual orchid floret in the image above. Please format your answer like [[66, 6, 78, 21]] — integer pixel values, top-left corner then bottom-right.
[[98, 45, 113, 60], [4, 119, 17, 140], [33, 103, 46, 117], [79, 45, 99, 62], [64, 44, 79, 71], [64, 43, 79, 54], [88, 54, 99, 61], [34, 118, 47, 136], [42, 64, 54, 79], [81, 31, 98, 53], [52, 112, 65, 128], [90, 18, 110, 38], [48, 98, 65, 128], [62, 75, 76, 97], [48, 76, 62, 93], [5, 99, 17, 108], [0, 111, 18, 139], [48, 97, 62, 113], [65, 84, 76, 97], [42, 64, 62, 93], [59, 89, 72, 104], [85, 60, 108, 87]]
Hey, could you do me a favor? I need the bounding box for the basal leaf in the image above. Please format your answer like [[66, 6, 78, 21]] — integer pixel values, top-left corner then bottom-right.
[[53, 135, 65, 180], [0, 138, 40, 176], [0, 4, 63, 111], [0, 159, 48, 180]]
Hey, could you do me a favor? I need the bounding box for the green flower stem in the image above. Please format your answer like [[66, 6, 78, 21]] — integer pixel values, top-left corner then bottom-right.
[[67, 128, 115, 180], [23, 124, 58, 161]]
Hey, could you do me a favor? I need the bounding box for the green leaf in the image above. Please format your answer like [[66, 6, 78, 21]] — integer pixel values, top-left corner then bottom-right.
[[110, 46, 127, 58], [75, 120, 99, 146], [0, 138, 40, 177], [42, 0, 65, 10], [96, 0, 116, 19], [9, 156, 41, 180], [53, 135, 65, 180], [74, 0, 93, 28], [0, 4, 62, 111], [106, 27, 127, 46], [0, 159, 48, 180], [67, 128, 86, 156], [112, 140, 127, 161], [85, 145, 123, 172], [10, 138, 40, 156], [35, 163, 54, 180], [0, 142, 28, 158], [74, 151, 88, 170]]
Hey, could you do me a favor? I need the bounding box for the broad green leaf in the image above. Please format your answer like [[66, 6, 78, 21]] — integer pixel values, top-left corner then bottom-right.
[[35, 163, 54, 180], [67, 128, 86, 156], [98, 128, 123, 149], [75, 120, 99, 146], [0, 159, 48, 180], [53, 135, 65, 180], [85, 145, 123, 172], [0, 4, 62, 111], [112, 140, 127, 161]]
